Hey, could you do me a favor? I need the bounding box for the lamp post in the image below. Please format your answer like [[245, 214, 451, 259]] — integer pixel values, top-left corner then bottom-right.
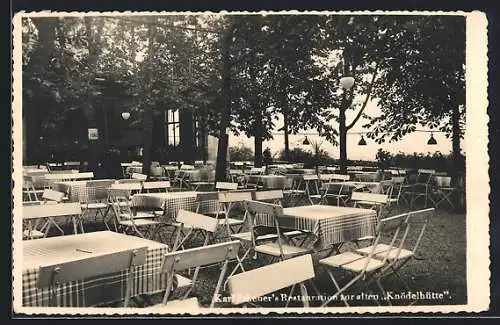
[[339, 75, 355, 174]]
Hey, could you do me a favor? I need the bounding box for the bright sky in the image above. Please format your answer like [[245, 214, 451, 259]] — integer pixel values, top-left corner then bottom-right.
[[228, 99, 465, 161]]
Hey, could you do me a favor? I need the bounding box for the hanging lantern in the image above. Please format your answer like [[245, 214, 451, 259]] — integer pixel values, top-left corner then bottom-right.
[[121, 112, 131, 120], [339, 76, 355, 90], [302, 136, 310, 145], [358, 135, 367, 146], [427, 132, 437, 145]]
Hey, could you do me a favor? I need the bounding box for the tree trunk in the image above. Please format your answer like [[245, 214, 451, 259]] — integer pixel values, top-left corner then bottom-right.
[[180, 109, 195, 165], [142, 108, 153, 177], [283, 107, 290, 162], [28, 18, 57, 164], [141, 23, 156, 178], [215, 26, 232, 181], [339, 104, 348, 175], [83, 17, 102, 174], [254, 105, 263, 168]]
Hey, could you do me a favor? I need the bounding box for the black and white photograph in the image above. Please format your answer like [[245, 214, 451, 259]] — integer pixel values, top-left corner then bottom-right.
[[11, 11, 489, 314]]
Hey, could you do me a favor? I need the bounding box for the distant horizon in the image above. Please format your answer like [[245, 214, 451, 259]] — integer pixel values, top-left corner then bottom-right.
[[228, 130, 464, 162]]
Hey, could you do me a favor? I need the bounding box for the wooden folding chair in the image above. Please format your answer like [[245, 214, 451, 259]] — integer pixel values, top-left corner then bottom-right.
[[108, 188, 162, 239], [228, 254, 315, 307], [226, 192, 303, 286], [147, 241, 240, 309], [356, 208, 435, 305], [215, 182, 238, 191], [323, 174, 351, 206], [244, 200, 311, 264], [318, 213, 410, 307], [72, 186, 110, 232], [23, 175, 44, 202], [141, 181, 171, 193], [23, 202, 82, 239], [173, 209, 220, 250], [403, 169, 435, 208], [22, 189, 67, 238], [213, 191, 252, 241], [350, 192, 389, 221], [131, 173, 148, 181], [171, 170, 190, 191], [38, 247, 148, 307], [387, 176, 405, 209], [282, 176, 306, 207], [245, 168, 264, 190], [432, 176, 459, 209]]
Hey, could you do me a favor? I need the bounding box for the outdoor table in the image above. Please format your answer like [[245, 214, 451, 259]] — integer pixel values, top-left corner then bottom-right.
[[329, 181, 383, 194], [131, 191, 218, 218], [255, 205, 377, 249], [351, 171, 379, 182], [286, 168, 316, 175], [244, 175, 286, 190], [21, 231, 168, 307], [26, 173, 50, 189], [52, 179, 115, 197], [162, 165, 179, 179]]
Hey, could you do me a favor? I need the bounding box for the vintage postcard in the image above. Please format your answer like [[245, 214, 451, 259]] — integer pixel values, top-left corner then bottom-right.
[[11, 10, 490, 315]]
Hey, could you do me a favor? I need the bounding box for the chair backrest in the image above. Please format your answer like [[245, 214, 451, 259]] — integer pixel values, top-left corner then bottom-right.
[[41, 189, 65, 202], [244, 200, 283, 218], [350, 192, 389, 204], [218, 191, 253, 204], [38, 246, 148, 289], [150, 166, 165, 177], [176, 209, 219, 233], [253, 190, 284, 202], [23, 202, 82, 220], [330, 174, 351, 181], [406, 208, 435, 255], [131, 173, 148, 181], [216, 182, 238, 191], [38, 246, 148, 307], [415, 169, 435, 184], [228, 254, 315, 305], [391, 176, 406, 184], [434, 176, 452, 188], [142, 181, 171, 191], [44, 172, 93, 181], [161, 241, 240, 274], [249, 167, 264, 174], [374, 212, 412, 265], [110, 183, 143, 191], [302, 174, 319, 181], [378, 180, 394, 196]]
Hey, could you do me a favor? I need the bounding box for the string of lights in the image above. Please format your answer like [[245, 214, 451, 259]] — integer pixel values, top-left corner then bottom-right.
[[271, 129, 444, 146]]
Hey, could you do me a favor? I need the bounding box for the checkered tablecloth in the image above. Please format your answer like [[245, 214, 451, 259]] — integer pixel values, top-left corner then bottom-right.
[[328, 181, 382, 194], [22, 231, 168, 307], [245, 175, 286, 190], [131, 191, 218, 218], [51, 181, 89, 195], [255, 205, 377, 248]]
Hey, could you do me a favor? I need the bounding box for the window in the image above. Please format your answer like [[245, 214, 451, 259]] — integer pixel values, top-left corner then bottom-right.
[[164, 110, 180, 147]]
